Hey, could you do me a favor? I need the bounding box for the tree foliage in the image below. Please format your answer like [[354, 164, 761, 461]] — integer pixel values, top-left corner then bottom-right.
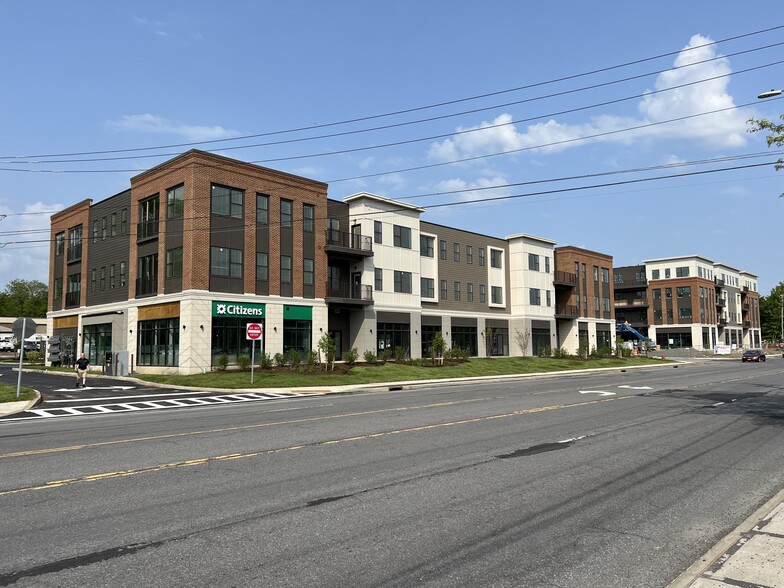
[[0, 279, 48, 317], [760, 282, 784, 343]]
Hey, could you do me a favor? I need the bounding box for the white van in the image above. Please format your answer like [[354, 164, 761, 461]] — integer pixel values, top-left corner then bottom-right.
[[0, 334, 14, 352]]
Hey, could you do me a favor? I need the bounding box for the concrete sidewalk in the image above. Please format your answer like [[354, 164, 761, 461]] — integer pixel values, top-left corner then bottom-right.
[[670, 489, 784, 587]]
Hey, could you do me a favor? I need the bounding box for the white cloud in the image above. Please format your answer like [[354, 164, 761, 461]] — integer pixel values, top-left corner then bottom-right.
[[428, 34, 748, 162], [107, 114, 240, 142], [434, 175, 510, 203]]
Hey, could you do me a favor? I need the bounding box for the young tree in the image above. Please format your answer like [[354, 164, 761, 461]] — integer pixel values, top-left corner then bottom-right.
[[513, 328, 531, 356], [748, 115, 784, 195], [317, 331, 336, 371], [481, 327, 495, 357]]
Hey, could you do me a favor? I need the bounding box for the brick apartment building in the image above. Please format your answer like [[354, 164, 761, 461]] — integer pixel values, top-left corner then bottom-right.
[[46, 150, 761, 374]]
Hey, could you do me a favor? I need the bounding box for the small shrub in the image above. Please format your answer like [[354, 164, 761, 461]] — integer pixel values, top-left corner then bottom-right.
[[577, 342, 590, 359], [216, 354, 229, 371], [394, 346, 408, 361], [552, 347, 570, 359], [344, 347, 359, 365], [274, 353, 286, 368], [537, 345, 552, 358], [380, 348, 393, 362], [621, 347, 633, 358], [287, 349, 301, 370], [408, 358, 427, 367], [363, 350, 377, 364], [259, 352, 273, 369], [595, 346, 613, 358], [306, 350, 318, 372], [24, 351, 43, 362], [236, 354, 251, 371]]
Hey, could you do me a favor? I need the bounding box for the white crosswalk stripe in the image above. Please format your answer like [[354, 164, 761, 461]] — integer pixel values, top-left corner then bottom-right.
[[3, 391, 325, 421]]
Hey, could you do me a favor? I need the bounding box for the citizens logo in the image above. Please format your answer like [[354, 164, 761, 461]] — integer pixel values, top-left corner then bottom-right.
[[213, 302, 265, 317]]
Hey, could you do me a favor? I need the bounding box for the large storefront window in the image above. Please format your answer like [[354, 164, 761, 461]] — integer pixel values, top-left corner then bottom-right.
[[421, 325, 441, 358], [283, 305, 313, 355], [596, 330, 612, 350], [451, 326, 477, 356], [137, 318, 179, 366], [489, 327, 509, 356], [211, 301, 266, 365], [377, 322, 410, 358], [532, 328, 551, 356], [83, 323, 112, 366]]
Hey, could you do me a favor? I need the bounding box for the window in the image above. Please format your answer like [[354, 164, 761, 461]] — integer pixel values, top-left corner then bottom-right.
[[280, 255, 292, 283], [546, 291, 552, 306], [614, 274, 624, 284], [466, 245, 473, 264], [602, 268, 609, 283], [467, 283, 474, 302], [420, 235, 434, 257], [677, 286, 691, 298], [211, 184, 243, 219], [491, 286, 503, 304], [137, 253, 157, 296], [167, 184, 184, 218], [374, 221, 383, 244], [440, 240, 447, 260], [256, 194, 269, 224], [421, 277, 434, 298], [490, 249, 502, 269], [101, 217, 106, 240], [375, 268, 383, 291], [453, 243, 460, 262], [55, 232, 65, 256], [480, 284, 486, 303], [139, 197, 159, 239], [594, 296, 599, 312], [119, 262, 126, 287], [327, 218, 340, 242], [137, 318, 179, 367], [479, 247, 485, 266], [665, 268, 671, 278], [528, 253, 539, 271], [654, 309, 663, 321], [667, 308, 673, 320], [166, 247, 183, 278], [593, 266, 599, 282], [653, 288, 661, 300], [280, 199, 293, 228], [454, 281, 461, 301], [603, 297, 611, 312], [529, 288, 541, 305], [440, 279, 447, 300], [256, 252, 268, 281], [390, 225, 409, 249], [120, 209, 128, 235], [678, 307, 692, 319], [211, 247, 243, 278], [303, 204, 314, 232], [303, 258, 314, 286], [100, 267, 106, 291], [110, 264, 116, 289], [111, 213, 117, 237], [54, 278, 63, 300], [90, 269, 96, 293], [665, 288, 672, 299], [394, 270, 412, 293], [545, 257, 550, 273], [676, 266, 690, 277], [92, 220, 98, 243]]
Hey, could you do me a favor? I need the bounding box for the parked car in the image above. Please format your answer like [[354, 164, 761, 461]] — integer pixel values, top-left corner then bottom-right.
[[741, 349, 766, 362], [0, 339, 13, 352]]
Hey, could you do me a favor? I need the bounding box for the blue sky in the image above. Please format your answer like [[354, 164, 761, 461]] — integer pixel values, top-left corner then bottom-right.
[[1, 1, 783, 295]]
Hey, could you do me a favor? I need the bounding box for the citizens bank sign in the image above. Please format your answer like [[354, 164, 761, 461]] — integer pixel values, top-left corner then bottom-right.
[[212, 301, 265, 319]]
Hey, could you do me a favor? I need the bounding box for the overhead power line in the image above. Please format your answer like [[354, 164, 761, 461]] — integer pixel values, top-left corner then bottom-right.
[[2, 24, 783, 161]]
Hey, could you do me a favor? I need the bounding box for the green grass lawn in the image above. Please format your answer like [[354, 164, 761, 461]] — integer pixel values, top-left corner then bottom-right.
[[0, 383, 37, 403], [135, 355, 667, 389]]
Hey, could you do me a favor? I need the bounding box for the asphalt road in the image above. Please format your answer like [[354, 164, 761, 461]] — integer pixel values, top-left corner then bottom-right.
[[1, 358, 783, 587]]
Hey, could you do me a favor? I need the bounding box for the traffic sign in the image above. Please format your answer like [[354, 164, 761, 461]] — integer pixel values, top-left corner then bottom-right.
[[246, 323, 263, 340]]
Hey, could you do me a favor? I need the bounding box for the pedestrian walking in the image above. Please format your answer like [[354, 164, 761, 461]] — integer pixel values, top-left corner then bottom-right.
[[74, 352, 90, 388]]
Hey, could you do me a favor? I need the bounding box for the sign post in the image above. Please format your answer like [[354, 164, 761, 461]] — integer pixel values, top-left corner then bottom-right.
[[15, 318, 26, 398], [246, 323, 263, 384]]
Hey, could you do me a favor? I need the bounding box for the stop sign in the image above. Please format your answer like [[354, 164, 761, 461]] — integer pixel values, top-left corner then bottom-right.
[[246, 323, 263, 340]]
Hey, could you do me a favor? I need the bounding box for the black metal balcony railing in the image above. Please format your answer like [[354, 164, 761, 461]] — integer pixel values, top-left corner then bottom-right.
[[136, 275, 157, 297], [137, 219, 159, 240], [613, 278, 648, 288], [553, 271, 578, 286], [555, 304, 579, 318], [325, 230, 373, 253], [614, 298, 649, 307], [716, 299, 726, 307], [65, 291, 80, 308], [66, 245, 82, 263], [714, 277, 725, 288], [325, 281, 373, 302]]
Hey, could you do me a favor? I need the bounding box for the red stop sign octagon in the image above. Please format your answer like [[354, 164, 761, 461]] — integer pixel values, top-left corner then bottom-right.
[[246, 323, 263, 340]]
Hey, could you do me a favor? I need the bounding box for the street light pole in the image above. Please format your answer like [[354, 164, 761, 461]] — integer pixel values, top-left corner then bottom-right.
[[758, 89, 783, 99]]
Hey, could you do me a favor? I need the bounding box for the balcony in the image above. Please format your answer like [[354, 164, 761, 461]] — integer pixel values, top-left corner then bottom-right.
[[554, 304, 579, 319], [716, 298, 726, 308], [553, 271, 577, 287], [613, 278, 648, 290], [136, 275, 158, 297], [65, 291, 80, 308], [614, 298, 649, 307], [324, 230, 373, 259], [714, 277, 725, 289], [718, 318, 728, 326], [137, 219, 159, 241], [324, 281, 373, 306], [66, 245, 82, 263]]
